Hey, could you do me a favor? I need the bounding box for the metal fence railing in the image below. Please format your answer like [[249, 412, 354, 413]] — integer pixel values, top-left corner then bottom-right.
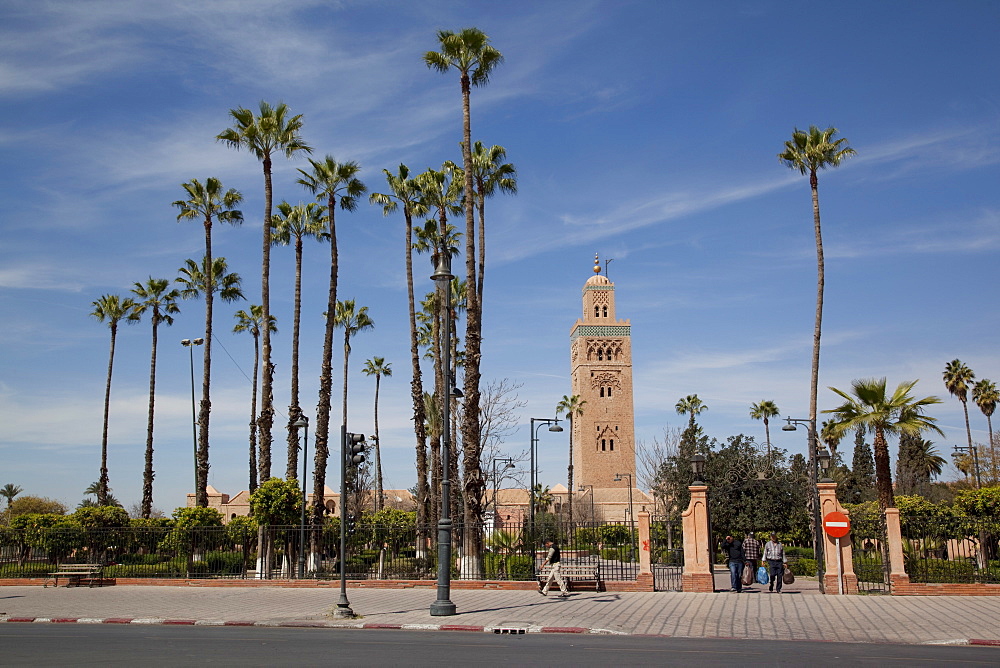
[[0, 520, 642, 582], [900, 515, 1000, 584]]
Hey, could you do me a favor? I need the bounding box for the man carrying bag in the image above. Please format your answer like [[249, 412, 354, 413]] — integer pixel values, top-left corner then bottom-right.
[[763, 533, 787, 593]]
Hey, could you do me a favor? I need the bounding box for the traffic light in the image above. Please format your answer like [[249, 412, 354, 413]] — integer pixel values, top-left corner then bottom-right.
[[347, 432, 366, 467], [345, 513, 357, 536]]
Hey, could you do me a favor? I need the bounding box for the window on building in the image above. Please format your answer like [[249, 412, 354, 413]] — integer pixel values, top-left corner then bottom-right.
[[601, 439, 606, 452], [594, 306, 599, 317], [602, 305, 608, 317]]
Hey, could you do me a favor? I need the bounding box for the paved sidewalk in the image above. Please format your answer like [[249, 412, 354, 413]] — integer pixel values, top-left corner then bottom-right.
[[2, 583, 999, 645]]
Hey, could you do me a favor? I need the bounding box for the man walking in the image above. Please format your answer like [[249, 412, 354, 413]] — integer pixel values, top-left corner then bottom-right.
[[538, 539, 569, 598], [743, 532, 761, 588], [764, 533, 787, 593], [721, 535, 745, 593]]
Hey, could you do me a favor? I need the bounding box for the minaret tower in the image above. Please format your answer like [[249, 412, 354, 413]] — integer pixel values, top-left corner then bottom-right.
[[569, 254, 636, 489]]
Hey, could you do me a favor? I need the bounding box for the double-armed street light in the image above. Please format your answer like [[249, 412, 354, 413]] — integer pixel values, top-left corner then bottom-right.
[[952, 445, 982, 488], [491, 458, 515, 515], [781, 417, 828, 590], [529, 418, 563, 536], [577, 484, 595, 521], [180, 338, 204, 498]]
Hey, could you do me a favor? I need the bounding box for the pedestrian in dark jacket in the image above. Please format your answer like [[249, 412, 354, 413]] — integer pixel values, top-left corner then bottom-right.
[[721, 535, 745, 592]]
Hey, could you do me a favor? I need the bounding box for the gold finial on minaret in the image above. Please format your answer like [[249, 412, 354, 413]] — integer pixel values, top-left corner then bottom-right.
[[594, 253, 601, 274]]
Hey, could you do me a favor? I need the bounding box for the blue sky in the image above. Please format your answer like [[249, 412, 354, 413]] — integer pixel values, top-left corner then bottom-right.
[[2, 0, 998, 513]]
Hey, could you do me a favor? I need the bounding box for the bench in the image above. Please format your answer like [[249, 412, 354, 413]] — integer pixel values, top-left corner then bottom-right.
[[45, 564, 104, 588], [537, 562, 602, 592]]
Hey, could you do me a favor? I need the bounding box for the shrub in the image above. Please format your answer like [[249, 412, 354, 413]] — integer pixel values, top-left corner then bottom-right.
[[790, 558, 817, 576]]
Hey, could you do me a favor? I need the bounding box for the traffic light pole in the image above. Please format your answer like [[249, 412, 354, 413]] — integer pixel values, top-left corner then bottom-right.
[[333, 423, 355, 618]]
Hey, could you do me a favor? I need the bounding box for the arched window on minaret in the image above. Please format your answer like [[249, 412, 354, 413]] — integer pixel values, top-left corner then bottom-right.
[[610, 439, 615, 451], [602, 305, 608, 318], [594, 305, 599, 317], [601, 439, 606, 452]]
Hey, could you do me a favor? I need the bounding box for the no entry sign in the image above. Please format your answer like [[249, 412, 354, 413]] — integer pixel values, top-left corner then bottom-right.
[[823, 511, 851, 538]]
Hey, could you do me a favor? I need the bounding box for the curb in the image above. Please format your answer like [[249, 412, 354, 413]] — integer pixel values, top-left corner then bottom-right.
[[1, 617, 999, 645]]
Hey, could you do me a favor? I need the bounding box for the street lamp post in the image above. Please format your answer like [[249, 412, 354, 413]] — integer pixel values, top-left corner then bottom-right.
[[491, 457, 515, 515], [577, 484, 595, 521], [614, 473, 635, 558], [529, 418, 563, 537], [430, 247, 457, 617], [180, 338, 204, 500], [782, 416, 826, 591], [953, 445, 982, 488], [293, 416, 309, 579]]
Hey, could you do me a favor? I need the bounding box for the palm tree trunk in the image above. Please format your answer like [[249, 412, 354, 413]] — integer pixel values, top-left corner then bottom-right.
[[99, 324, 117, 506], [962, 399, 974, 449], [197, 217, 214, 508], [808, 169, 824, 481], [287, 235, 304, 480], [248, 333, 259, 492], [141, 313, 159, 518], [313, 199, 338, 533], [374, 374, 383, 512], [459, 71, 485, 577], [259, 154, 274, 483], [873, 428, 895, 510], [406, 209, 430, 557]]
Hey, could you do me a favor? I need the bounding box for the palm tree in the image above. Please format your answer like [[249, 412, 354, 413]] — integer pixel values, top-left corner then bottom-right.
[[912, 438, 947, 481], [943, 359, 976, 453], [176, 256, 244, 506], [129, 277, 181, 518], [778, 126, 856, 486], [555, 394, 586, 523], [749, 400, 780, 453], [234, 305, 277, 492], [1, 483, 22, 524], [370, 164, 430, 540], [362, 357, 392, 511], [819, 419, 843, 458], [333, 300, 375, 514], [675, 394, 708, 429], [532, 484, 554, 513], [424, 28, 503, 537], [469, 141, 516, 306], [271, 201, 327, 479], [824, 378, 943, 510], [296, 156, 366, 526], [972, 378, 998, 453], [217, 101, 311, 483], [82, 481, 120, 508], [90, 293, 136, 505]]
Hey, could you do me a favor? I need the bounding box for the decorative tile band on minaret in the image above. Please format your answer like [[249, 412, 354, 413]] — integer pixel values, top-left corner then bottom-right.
[[569, 254, 636, 489]]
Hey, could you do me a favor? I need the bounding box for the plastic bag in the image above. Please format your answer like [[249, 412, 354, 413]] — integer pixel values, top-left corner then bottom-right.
[[756, 565, 769, 585], [782, 565, 795, 585], [742, 563, 754, 585]]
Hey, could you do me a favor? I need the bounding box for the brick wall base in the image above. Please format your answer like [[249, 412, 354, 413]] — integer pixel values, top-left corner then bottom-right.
[[823, 573, 858, 594], [681, 573, 715, 593], [891, 574, 1000, 596]]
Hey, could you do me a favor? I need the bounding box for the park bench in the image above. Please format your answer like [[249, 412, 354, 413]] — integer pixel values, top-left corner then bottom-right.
[[44, 563, 104, 588], [537, 561, 602, 592]]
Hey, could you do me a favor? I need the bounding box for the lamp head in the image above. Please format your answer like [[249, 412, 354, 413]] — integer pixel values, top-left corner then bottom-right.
[[781, 423, 797, 432], [292, 416, 309, 428], [548, 423, 563, 432], [181, 339, 191, 346]]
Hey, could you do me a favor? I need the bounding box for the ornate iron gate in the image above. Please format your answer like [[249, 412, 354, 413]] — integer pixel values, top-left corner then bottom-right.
[[650, 516, 683, 591], [850, 508, 891, 593]]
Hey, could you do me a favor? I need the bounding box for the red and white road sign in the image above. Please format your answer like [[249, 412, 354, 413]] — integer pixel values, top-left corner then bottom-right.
[[823, 511, 851, 538]]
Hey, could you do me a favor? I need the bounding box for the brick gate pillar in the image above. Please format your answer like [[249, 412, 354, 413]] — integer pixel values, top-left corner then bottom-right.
[[817, 482, 857, 594], [681, 485, 714, 592], [636, 510, 653, 590], [884, 507, 910, 591]]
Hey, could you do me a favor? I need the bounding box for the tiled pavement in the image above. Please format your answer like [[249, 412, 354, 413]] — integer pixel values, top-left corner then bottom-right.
[[2, 579, 999, 645]]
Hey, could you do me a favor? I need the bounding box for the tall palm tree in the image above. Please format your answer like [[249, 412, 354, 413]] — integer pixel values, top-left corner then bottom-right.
[[296, 156, 366, 526], [333, 300, 375, 514], [468, 141, 516, 306], [370, 164, 430, 539], [176, 256, 244, 505], [675, 394, 708, 429], [778, 126, 856, 486], [362, 357, 392, 511], [129, 278, 181, 518], [234, 305, 277, 492], [911, 438, 947, 481], [972, 378, 998, 454], [556, 394, 586, 523], [271, 201, 327, 479], [749, 400, 780, 453], [217, 101, 311, 483], [1, 483, 23, 524], [90, 293, 136, 505], [425, 29, 503, 538], [824, 378, 943, 510], [943, 359, 976, 452]]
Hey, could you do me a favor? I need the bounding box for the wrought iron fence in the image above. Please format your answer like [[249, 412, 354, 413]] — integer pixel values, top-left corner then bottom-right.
[[900, 515, 1000, 584], [650, 515, 683, 591], [0, 519, 642, 582], [849, 507, 891, 593]]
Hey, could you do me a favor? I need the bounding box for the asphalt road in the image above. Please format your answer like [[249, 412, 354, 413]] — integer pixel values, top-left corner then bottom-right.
[[1, 625, 997, 667]]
